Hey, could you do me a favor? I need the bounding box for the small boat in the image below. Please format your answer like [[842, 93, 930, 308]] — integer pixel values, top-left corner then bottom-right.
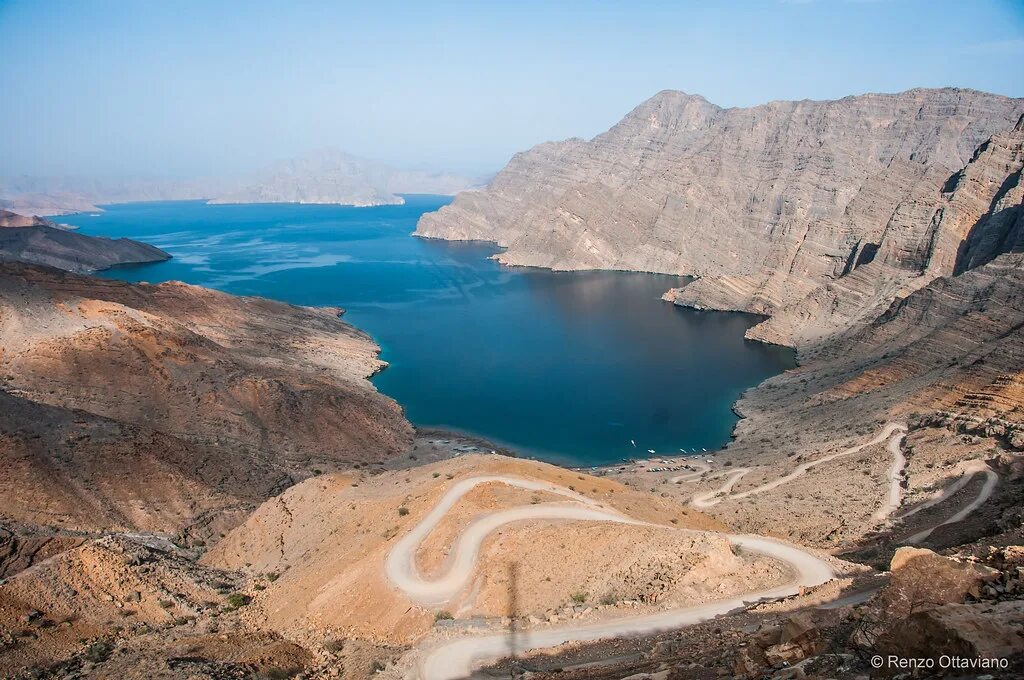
[[647, 449, 655, 454], [630, 439, 636, 447]]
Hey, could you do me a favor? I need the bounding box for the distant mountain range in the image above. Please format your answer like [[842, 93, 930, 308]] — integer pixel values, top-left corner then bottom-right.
[[0, 149, 483, 215]]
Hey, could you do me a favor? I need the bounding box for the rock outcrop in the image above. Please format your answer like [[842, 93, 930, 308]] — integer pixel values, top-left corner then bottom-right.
[[0, 263, 412, 536], [0, 221, 170, 273], [417, 88, 1024, 348], [746, 110, 1024, 347]]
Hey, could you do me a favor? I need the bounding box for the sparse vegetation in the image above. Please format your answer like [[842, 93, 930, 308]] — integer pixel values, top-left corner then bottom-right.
[[570, 591, 588, 604], [324, 637, 345, 653], [370, 660, 385, 673], [434, 610, 454, 622], [225, 593, 252, 609], [398, 506, 410, 516]]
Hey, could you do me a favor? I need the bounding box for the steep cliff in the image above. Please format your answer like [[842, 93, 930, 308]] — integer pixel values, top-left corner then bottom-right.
[[745, 111, 1024, 347], [417, 88, 1024, 347]]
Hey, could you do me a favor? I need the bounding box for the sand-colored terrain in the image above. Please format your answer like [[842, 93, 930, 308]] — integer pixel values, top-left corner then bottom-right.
[[202, 455, 756, 650], [0, 263, 412, 539]]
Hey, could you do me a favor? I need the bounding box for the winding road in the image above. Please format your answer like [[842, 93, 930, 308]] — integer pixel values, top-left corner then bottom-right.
[[900, 461, 999, 544], [385, 475, 835, 680], [873, 432, 908, 521], [384, 475, 646, 605], [689, 423, 907, 509], [385, 424, 999, 679]]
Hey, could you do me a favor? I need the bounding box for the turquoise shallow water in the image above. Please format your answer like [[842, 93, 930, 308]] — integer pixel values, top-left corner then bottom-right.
[[62, 195, 795, 466]]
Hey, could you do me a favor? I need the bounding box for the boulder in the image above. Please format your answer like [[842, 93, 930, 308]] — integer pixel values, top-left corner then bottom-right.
[[780, 612, 822, 656], [764, 640, 808, 667], [890, 600, 1024, 660], [882, 548, 999, 617], [733, 645, 768, 678]]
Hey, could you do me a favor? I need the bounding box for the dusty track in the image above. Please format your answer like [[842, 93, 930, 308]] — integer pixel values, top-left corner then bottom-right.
[[901, 461, 999, 544], [384, 475, 645, 605], [384, 476, 835, 680], [690, 423, 907, 509], [873, 432, 908, 521]]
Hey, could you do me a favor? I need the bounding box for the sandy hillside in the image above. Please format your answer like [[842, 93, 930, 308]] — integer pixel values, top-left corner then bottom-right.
[[202, 454, 795, 651]]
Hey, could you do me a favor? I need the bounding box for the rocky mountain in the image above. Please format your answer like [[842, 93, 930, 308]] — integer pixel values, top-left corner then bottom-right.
[[0, 263, 412, 542], [1, 151, 480, 215], [0, 217, 170, 273], [417, 88, 1024, 349], [744, 110, 1024, 347]]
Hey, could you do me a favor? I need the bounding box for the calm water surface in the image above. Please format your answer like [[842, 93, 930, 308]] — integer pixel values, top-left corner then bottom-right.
[[63, 196, 794, 466]]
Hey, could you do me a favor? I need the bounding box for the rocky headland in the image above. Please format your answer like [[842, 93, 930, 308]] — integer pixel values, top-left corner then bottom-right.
[[0, 210, 170, 273], [417, 88, 1023, 347]]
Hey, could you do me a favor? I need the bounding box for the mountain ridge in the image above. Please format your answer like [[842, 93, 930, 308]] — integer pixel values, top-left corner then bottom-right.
[[416, 87, 1024, 351], [0, 150, 482, 215]]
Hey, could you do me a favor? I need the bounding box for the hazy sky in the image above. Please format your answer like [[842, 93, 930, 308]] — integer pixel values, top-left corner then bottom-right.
[[2, 0, 1022, 179]]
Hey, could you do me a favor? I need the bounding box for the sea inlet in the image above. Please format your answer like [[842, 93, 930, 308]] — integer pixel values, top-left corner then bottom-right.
[[64, 194, 795, 466]]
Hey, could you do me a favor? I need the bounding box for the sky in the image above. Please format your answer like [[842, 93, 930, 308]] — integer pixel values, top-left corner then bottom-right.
[[1, 0, 1023, 179]]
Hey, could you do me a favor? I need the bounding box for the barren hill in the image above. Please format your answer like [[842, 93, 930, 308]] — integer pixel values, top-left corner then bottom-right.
[[0, 263, 412, 540], [0, 210, 170, 273]]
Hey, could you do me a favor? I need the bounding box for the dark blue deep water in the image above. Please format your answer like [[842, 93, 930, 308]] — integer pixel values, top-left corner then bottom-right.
[[62, 196, 795, 466]]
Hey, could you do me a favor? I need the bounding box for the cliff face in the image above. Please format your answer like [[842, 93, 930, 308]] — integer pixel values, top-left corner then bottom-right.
[[0, 263, 413, 535], [745, 111, 1024, 347], [0, 222, 170, 273], [417, 89, 1024, 347]]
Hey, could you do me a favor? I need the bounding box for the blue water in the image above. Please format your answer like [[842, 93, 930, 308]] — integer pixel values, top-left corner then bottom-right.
[[62, 196, 795, 466]]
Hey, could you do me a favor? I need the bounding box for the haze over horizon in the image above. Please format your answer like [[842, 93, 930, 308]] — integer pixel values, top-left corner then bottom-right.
[[1, 0, 1023, 180]]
